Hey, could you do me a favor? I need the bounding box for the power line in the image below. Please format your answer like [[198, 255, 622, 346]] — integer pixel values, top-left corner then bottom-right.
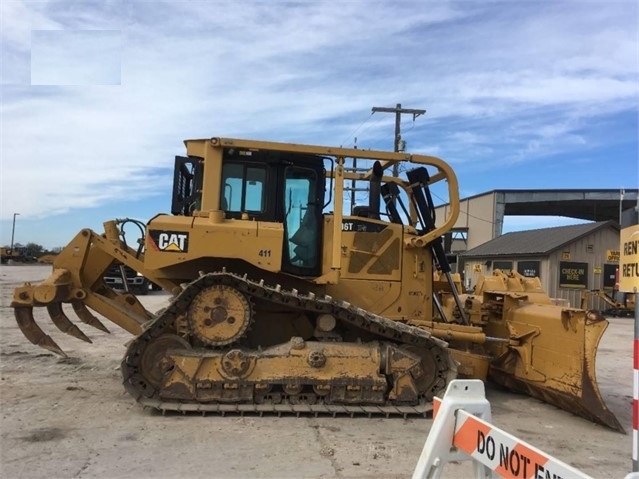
[[431, 191, 497, 225], [340, 111, 375, 148]]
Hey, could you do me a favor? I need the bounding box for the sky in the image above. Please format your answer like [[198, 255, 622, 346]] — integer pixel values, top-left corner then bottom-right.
[[1, 0, 638, 250]]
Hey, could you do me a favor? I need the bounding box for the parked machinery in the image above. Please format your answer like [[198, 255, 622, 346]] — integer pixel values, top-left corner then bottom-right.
[[581, 289, 635, 318], [11, 137, 622, 431]]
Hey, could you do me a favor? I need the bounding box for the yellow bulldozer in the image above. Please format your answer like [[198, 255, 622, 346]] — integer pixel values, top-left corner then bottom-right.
[[11, 136, 622, 431]]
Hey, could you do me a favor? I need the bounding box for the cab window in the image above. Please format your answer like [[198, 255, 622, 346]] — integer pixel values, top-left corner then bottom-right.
[[284, 166, 319, 270], [221, 163, 266, 213]]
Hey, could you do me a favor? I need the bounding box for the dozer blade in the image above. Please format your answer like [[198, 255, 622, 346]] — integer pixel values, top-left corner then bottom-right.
[[47, 303, 92, 343], [14, 307, 67, 357], [72, 302, 110, 333], [488, 310, 624, 433]]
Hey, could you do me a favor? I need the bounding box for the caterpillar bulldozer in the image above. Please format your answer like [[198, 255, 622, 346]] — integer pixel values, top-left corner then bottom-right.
[[10, 136, 623, 431]]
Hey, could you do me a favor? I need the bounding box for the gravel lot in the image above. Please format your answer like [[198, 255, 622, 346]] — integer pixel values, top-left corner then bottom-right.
[[0, 264, 634, 478]]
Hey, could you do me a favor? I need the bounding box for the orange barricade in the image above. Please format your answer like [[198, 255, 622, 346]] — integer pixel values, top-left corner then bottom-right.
[[412, 380, 593, 479]]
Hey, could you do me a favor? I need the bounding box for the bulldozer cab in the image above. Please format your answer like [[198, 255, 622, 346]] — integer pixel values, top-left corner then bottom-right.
[[157, 138, 460, 292], [171, 146, 326, 277]]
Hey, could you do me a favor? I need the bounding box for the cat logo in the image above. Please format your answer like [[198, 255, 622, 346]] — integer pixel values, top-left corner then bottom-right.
[[149, 230, 189, 253]]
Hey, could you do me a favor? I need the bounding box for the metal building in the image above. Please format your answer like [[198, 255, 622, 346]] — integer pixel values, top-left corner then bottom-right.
[[458, 221, 620, 309], [435, 189, 638, 252], [432, 189, 637, 311]]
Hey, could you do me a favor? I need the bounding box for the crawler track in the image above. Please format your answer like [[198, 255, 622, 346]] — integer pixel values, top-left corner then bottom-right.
[[121, 272, 456, 416]]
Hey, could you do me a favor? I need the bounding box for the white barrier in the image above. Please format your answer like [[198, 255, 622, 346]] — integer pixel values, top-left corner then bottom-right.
[[633, 293, 639, 473], [412, 380, 593, 479]]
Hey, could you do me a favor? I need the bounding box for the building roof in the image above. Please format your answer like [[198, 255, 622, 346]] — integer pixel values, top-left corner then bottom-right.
[[459, 220, 618, 258], [457, 189, 638, 222]]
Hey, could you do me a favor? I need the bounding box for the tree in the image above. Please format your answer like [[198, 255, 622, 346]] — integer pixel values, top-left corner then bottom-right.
[[23, 242, 44, 257]]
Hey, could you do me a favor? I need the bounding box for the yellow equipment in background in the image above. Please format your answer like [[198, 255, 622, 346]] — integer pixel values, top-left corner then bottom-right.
[[36, 254, 58, 265], [10, 137, 622, 431], [581, 289, 635, 318], [1, 246, 34, 264]]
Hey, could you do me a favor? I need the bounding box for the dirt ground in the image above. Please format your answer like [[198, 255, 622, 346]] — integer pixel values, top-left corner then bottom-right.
[[0, 264, 634, 479]]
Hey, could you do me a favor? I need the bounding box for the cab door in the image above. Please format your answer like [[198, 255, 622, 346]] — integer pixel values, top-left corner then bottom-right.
[[281, 164, 323, 276]]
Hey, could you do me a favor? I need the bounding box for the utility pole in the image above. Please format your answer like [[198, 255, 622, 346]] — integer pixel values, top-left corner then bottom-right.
[[10, 212, 20, 253], [344, 138, 370, 214], [372, 103, 426, 177]]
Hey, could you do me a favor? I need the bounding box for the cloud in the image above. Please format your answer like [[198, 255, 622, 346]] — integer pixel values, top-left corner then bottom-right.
[[31, 30, 121, 85], [0, 0, 637, 228]]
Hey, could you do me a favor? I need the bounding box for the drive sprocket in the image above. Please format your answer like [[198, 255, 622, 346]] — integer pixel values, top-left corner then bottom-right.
[[187, 284, 252, 346]]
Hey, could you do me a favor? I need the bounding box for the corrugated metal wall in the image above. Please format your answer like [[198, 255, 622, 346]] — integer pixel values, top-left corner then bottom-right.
[[437, 192, 497, 250], [548, 226, 620, 309], [462, 226, 620, 310]]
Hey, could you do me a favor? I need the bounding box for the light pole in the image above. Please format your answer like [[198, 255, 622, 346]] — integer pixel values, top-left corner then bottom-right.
[[10, 213, 20, 253]]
